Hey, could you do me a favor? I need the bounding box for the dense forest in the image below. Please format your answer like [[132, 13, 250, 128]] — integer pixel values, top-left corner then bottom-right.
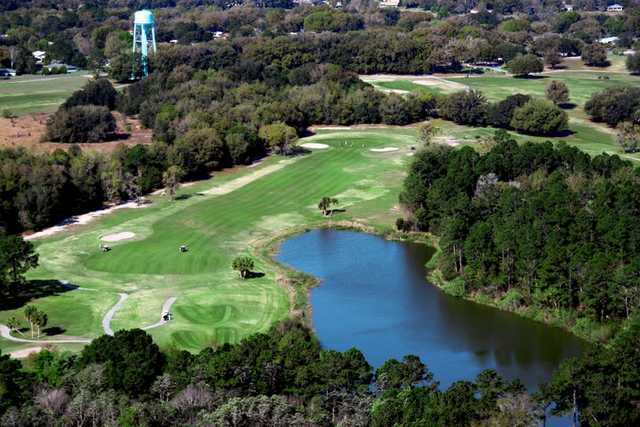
[[401, 134, 640, 324], [0, 318, 638, 426]]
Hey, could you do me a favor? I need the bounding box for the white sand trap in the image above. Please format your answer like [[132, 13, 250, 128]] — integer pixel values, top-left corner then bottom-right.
[[301, 142, 329, 149], [25, 201, 147, 241], [101, 231, 135, 242], [370, 147, 399, 152], [406, 152, 415, 156]]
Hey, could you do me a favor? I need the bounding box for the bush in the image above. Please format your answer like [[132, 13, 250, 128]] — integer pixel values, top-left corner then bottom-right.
[[486, 94, 531, 128], [581, 43, 608, 67], [62, 78, 119, 110], [626, 52, 640, 74], [46, 105, 116, 143], [438, 90, 487, 126], [585, 86, 640, 126], [505, 54, 543, 77], [510, 99, 568, 135], [545, 80, 570, 105]]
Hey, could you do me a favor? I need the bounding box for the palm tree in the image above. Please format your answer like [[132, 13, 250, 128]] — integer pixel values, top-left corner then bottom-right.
[[33, 310, 48, 339], [6, 316, 22, 336], [24, 305, 37, 338], [318, 197, 338, 216], [232, 256, 255, 279]]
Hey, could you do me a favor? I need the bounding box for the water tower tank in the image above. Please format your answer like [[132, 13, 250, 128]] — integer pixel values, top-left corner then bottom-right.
[[132, 9, 156, 78], [134, 10, 154, 25]]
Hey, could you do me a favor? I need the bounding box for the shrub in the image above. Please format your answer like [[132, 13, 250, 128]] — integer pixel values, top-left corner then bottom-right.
[[46, 105, 116, 143], [510, 99, 568, 135], [626, 52, 640, 74], [581, 43, 608, 66], [62, 78, 119, 110], [486, 94, 531, 128], [545, 80, 570, 105], [585, 86, 640, 125], [438, 90, 487, 126], [505, 54, 543, 77]]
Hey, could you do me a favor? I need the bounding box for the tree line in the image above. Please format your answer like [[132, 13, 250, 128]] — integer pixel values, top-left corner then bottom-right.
[[1, 318, 638, 426], [400, 133, 640, 324]]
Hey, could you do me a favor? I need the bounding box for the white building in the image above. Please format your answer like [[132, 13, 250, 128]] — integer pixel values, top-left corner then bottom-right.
[[380, 0, 400, 7], [607, 4, 624, 12]]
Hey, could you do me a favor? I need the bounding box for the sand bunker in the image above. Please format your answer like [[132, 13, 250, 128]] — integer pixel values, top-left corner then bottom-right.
[[101, 231, 135, 242], [301, 142, 329, 149], [370, 147, 399, 152]]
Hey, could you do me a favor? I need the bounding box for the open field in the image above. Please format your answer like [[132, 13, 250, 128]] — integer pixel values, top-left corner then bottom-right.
[[0, 128, 417, 354], [361, 65, 640, 162], [0, 72, 92, 116]]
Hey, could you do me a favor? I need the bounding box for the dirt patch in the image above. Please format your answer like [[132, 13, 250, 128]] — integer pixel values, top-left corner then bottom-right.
[[300, 142, 329, 149], [8, 346, 43, 359], [0, 112, 152, 154], [101, 231, 136, 242], [434, 136, 460, 147]]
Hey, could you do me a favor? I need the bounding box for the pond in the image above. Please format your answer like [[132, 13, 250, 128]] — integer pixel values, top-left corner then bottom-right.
[[276, 229, 587, 392]]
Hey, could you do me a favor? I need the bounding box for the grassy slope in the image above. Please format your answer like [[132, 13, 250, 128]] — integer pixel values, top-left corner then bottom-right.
[[0, 129, 416, 354], [0, 72, 91, 115]]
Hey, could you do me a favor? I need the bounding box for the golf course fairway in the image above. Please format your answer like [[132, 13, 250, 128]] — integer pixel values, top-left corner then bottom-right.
[[0, 128, 417, 354]]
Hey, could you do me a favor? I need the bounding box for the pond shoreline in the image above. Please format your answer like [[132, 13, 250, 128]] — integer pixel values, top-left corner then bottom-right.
[[257, 221, 602, 344]]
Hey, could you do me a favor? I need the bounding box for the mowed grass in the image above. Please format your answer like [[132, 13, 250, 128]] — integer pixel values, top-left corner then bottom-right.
[[364, 68, 640, 162], [0, 72, 90, 115], [0, 128, 417, 354]]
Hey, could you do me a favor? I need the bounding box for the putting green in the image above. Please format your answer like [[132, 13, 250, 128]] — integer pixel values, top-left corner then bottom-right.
[[0, 128, 417, 354]]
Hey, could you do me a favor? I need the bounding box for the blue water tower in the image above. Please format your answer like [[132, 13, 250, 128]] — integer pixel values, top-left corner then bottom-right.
[[132, 10, 157, 77]]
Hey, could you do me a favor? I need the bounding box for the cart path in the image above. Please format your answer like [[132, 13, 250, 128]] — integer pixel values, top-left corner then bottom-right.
[[102, 293, 129, 336], [0, 325, 90, 344], [1, 295, 178, 354], [142, 297, 178, 330]]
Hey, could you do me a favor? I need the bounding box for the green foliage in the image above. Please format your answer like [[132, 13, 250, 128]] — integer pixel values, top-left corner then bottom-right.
[[585, 86, 640, 126], [303, 10, 363, 33], [485, 93, 531, 128], [543, 315, 640, 426], [46, 105, 116, 143], [318, 196, 338, 216], [545, 80, 570, 105], [0, 233, 38, 287], [510, 99, 568, 135], [258, 122, 298, 155], [62, 78, 118, 110], [79, 329, 165, 397], [401, 136, 639, 323], [438, 90, 487, 126], [616, 121, 640, 153], [505, 54, 543, 77], [626, 52, 640, 74], [581, 43, 608, 67], [232, 256, 255, 279], [162, 165, 185, 199]]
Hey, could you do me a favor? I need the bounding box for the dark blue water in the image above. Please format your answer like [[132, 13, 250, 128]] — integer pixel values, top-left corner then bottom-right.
[[276, 229, 587, 394]]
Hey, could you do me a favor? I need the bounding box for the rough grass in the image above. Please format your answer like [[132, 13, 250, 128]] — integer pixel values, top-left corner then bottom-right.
[[0, 72, 91, 115], [0, 129, 417, 354]]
